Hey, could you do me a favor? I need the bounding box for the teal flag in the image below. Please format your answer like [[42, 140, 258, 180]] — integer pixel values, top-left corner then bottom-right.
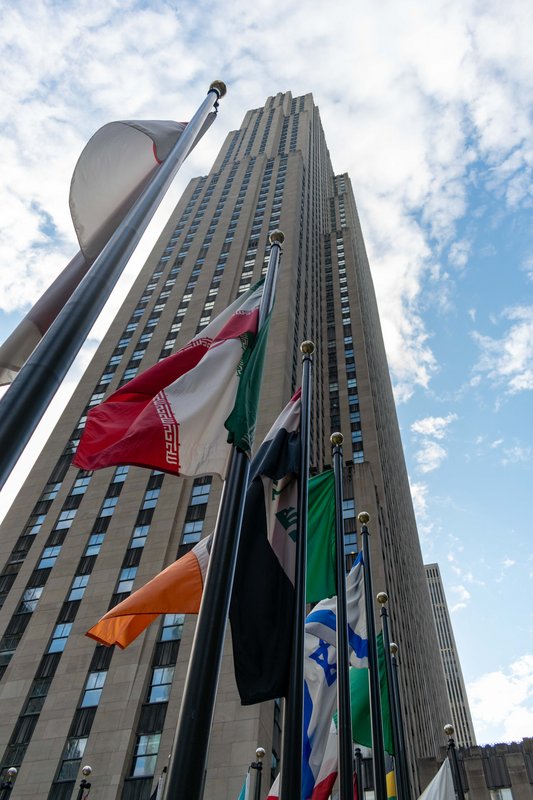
[[307, 469, 336, 603]]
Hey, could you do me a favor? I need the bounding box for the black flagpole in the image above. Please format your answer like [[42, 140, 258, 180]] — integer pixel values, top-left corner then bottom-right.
[[0, 81, 226, 492], [358, 512, 387, 800], [162, 232, 284, 800], [377, 593, 410, 800], [278, 340, 314, 800], [331, 432, 354, 800]]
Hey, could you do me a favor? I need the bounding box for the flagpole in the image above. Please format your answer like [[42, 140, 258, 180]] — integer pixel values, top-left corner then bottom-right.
[[279, 340, 314, 800], [0, 80, 226, 492], [377, 594, 410, 800], [389, 644, 411, 800], [358, 512, 387, 800], [331, 432, 354, 800], [162, 233, 284, 800]]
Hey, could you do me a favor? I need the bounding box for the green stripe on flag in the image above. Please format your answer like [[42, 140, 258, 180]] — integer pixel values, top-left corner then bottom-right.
[[225, 311, 271, 454], [307, 469, 336, 603]]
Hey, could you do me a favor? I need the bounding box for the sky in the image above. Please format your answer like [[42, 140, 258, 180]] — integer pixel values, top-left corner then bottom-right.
[[0, 0, 532, 747]]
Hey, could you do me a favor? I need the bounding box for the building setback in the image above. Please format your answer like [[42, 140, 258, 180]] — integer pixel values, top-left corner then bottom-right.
[[425, 562, 476, 748], [0, 91, 451, 799]]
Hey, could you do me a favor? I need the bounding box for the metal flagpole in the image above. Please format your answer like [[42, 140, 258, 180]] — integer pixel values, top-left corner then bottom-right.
[[0, 80, 226, 492], [444, 724, 465, 800], [358, 512, 387, 800], [251, 747, 266, 800], [331, 432, 354, 800], [389, 644, 411, 800], [354, 747, 363, 800], [377, 594, 410, 800], [279, 340, 314, 800], [162, 233, 284, 800]]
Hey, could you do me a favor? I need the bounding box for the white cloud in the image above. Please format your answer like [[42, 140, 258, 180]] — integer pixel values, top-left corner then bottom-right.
[[468, 655, 533, 743], [416, 440, 448, 473], [411, 413, 458, 439], [501, 444, 532, 466], [0, 0, 532, 405], [473, 306, 533, 394], [410, 480, 429, 518]]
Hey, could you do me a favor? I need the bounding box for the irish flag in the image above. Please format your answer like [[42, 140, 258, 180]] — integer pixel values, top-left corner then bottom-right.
[[74, 281, 265, 479]]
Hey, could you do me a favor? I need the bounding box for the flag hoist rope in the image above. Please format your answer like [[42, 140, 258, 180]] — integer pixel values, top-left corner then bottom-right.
[[162, 232, 284, 800], [0, 81, 226, 491]]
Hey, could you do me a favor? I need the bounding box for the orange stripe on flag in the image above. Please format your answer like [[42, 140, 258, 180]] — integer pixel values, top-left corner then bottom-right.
[[86, 550, 204, 648]]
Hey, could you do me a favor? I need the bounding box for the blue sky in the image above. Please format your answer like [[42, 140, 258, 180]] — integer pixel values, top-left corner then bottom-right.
[[0, 0, 532, 745]]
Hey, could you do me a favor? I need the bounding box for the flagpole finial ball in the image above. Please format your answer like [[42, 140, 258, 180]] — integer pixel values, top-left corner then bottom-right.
[[358, 511, 370, 525], [81, 766, 92, 777], [301, 340, 315, 354], [390, 642, 398, 656], [209, 80, 227, 98], [269, 229, 285, 245], [6, 767, 17, 780], [330, 432, 344, 446], [444, 724, 454, 738], [256, 747, 266, 760], [377, 591, 388, 605]]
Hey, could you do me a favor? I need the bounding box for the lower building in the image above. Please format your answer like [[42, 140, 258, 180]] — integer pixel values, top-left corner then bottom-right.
[[425, 563, 476, 748]]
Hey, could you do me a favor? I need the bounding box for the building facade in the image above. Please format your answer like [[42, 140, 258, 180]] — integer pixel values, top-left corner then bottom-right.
[[425, 562, 476, 748], [0, 91, 450, 799], [418, 739, 533, 800]]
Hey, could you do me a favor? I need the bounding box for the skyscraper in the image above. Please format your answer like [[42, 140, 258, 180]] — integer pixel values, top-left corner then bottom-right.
[[425, 563, 476, 748], [0, 91, 451, 799]]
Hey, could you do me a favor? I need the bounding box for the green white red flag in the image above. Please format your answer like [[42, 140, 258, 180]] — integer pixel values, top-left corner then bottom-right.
[[74, 281, 264, 478]]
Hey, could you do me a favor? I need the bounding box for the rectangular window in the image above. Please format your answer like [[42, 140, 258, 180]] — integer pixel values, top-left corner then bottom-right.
[[57, 737, 88, 781], [25, 514, 46, 535], [131, 525, 150, 548], [182, 520, 203, 544], [54, 509, 76, 530], [148, 666, 175, 703], [160, 614, 185, 642], [113, 465, 129, 483], [142, 488, 160, 510], [41, 483, 61, 502], [47, 623, 72, 653], [18, 586, 43, 613], [99, 496, 119, 517], [80, 670, 107, 707], [131, 733, 161, 777], [38, 546, 61, 569], [85, 533, 105, 556], [116, 567, 137, 594], [68, 575, 89, 601], [70, 476, 91, 495]]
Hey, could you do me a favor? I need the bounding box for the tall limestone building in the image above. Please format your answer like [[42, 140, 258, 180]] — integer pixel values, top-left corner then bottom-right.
[[0, 91, 450, 799]]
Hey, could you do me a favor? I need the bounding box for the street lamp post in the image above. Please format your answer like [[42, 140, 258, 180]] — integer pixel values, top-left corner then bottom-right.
[[251, 747, 266, 800], [0, 767, 17, 800], [444, 725, 465, 800], [76, 765, 92, 800]]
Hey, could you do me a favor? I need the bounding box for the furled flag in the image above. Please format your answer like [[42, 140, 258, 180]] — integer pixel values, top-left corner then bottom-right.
[[0, 114, 215, 386], [341, 632, 394, 754], [266, 554, 368, 800], [236, 770, 251, 800], [74, 281, 266, 479], [307, 468, 336, 603], [417, 760, 455, 800], [230, 390, 301, 704], [86, 399, 336, 650]]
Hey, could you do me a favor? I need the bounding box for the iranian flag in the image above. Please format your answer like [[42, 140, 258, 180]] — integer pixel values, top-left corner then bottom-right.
[[74, 281, 265, 479]]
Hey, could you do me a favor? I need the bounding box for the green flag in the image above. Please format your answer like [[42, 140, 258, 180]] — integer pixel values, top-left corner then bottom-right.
[[348, 632, 394, 754], [307, 469, 336, 603]]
